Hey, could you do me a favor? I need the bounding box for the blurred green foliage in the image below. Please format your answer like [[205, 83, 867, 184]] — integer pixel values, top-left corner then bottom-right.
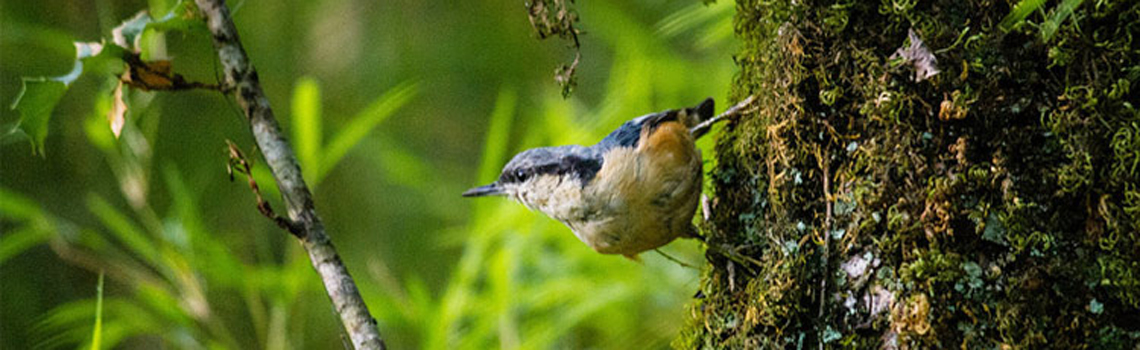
[[1, 0, 736, 348]]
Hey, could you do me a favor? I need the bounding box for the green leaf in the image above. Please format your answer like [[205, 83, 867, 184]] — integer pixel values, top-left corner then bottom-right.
[[291, 77, 322, 183], [11, 78, 66, 155], [999, 0, 1047, 32], [8, 41, 119, 155], [318, 81, 418, 184], [1040, 0, 1084, 42]]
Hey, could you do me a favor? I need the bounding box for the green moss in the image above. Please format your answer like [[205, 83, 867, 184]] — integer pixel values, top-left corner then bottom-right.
[[679, 0, 1140, 348]]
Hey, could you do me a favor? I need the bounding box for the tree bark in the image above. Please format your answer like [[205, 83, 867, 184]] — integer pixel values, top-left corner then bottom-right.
[[194, 1, 386, 349], [679, 0, 1140, 348]]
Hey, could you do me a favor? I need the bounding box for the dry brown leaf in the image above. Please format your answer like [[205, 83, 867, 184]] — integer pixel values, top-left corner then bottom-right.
[[124, 58, 176, 91]]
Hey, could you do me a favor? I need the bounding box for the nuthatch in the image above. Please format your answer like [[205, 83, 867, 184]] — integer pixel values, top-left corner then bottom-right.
[[464, 97, 754, 259]]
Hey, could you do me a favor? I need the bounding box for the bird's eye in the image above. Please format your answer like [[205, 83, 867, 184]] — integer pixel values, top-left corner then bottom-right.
[[515, 169, 529, 181]]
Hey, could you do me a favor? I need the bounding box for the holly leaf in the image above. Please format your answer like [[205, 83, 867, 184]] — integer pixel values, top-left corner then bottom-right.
[[9, 78, 66, 155], [111, 1, 202, 52], [8, 41, 106, 155], [6, 0, 202, 154], [112, 12, 151, 51]]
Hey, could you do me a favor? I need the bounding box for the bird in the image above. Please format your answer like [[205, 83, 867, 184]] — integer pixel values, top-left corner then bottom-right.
[[463, 97, 755, 259]]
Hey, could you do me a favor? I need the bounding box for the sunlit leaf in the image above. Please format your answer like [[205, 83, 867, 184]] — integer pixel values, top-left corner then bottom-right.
[[291, 77, 322, 183], [85, 91, 116, 151], [318, 81, 418, 184]]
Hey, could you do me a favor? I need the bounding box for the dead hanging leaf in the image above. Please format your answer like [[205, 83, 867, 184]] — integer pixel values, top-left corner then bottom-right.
[[119, 52, 219, 91], [109, 79, 128, 138], [128, 58, 174, 90], [890, 28, 940, 82]]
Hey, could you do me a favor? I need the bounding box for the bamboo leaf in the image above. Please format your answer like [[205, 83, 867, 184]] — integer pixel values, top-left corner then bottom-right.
[[0, 227, 50, 265], [86, 194, 161, 268], [318, 81, 418, 183], [292, 77, 323, 184], [476, 88, 517, 184]]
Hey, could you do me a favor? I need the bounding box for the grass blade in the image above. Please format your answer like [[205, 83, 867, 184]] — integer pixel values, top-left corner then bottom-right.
[[999, 0, 1048, 32], [1040, 0, 1084, 42], [90, 272, 105, 350]]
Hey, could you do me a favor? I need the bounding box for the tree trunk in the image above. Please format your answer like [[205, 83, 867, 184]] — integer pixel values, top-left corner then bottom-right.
[[680, 0, 1140, 348]]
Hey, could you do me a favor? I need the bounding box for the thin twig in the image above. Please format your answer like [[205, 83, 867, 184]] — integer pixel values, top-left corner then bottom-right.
[[691, 95, 758, 139], [226, 140, 302, 236], [654, 248, 698, 269], [195, 1, 386, 349]]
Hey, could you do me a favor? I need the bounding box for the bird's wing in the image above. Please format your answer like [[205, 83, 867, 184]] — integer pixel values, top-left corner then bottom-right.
[[593, 98, 714, 152], [594, 111, 673, 151]]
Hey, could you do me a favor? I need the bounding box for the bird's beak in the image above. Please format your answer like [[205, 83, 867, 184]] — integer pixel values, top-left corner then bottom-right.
[[462, 182, 506, 197]]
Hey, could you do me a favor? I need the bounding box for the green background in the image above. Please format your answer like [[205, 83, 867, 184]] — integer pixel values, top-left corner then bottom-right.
[[1, 0, 736, 348]]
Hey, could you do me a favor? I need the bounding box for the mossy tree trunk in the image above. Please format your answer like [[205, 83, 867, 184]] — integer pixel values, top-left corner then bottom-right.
[[680, 0, 1139, 348]]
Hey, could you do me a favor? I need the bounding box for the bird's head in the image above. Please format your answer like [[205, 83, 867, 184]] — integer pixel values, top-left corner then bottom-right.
[[462, 145, 601, 213]]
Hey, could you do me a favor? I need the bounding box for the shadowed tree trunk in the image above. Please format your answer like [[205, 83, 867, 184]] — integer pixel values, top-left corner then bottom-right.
[[679, 0, 1140, 348]]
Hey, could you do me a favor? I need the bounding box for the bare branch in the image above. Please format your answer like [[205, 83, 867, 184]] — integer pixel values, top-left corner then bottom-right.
[[194, 1, 385, 348]]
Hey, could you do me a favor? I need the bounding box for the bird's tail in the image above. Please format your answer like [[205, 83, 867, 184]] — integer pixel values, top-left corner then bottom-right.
[[681, 98, 716, 128]]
